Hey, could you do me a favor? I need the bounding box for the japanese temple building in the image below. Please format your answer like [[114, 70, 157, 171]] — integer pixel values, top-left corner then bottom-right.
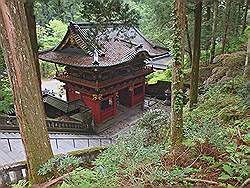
[[39, 22, 170, 124]]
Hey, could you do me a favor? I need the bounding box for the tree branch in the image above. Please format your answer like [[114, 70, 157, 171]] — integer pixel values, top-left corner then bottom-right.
[[183, 177, 218, 185]]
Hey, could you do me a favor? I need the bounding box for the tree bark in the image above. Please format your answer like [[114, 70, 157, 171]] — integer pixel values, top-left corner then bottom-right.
[[24, 0, 41, 87], [244, 33, 250, 79], [209, 0, 219, 64], [0, 0, 53, 184], [221, 0, 232, 54], [189, 0, 202, 109], [242, 0, 249, 34], [185, 15, 193, 65], [205, 0, 212, 61], [235, 1, 243, 35], [171, 0, 186, 145]]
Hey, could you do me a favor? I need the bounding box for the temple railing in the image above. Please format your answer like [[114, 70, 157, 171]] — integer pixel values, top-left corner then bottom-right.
[[0, 115, 90, 133]]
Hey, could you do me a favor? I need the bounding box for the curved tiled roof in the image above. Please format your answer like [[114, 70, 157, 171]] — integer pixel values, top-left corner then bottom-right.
[[39, 22, 170, 68]]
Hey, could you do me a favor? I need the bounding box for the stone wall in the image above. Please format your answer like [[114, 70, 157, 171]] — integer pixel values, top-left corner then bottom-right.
[[0, 146, 105, 186]]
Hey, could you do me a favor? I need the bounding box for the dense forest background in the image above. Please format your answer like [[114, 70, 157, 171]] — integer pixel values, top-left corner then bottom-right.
[[0, 0, 249, 113]]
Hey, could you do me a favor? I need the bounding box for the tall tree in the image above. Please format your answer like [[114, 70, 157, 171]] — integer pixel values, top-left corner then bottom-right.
[[242, 0, 249, 34], [171, 0, 186, 145], [185, 14, 193, 65], [221, 0, 232, 54], [189, 0, 202, 109], [204, 0, 212, 60], [209, 0, 219, 64], [0, 0, 53, 184], [244, 32, 250, 79]]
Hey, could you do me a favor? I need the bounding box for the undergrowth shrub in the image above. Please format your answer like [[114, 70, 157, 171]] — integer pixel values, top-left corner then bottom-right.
[[38, 155, 80, 177], [184, 120, 228, 149], [184, 76, 249, 148], [62, 112, 170, 187], [137, 109, 170, 146]]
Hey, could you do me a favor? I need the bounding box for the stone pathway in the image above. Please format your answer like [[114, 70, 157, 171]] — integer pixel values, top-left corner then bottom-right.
[[0, 132, 111, 166], [96, 105, 144, 136]]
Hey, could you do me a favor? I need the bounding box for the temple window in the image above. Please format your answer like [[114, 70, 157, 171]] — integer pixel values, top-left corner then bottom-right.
[[101, 98, 113, 111], [82, 72, 94, 81]]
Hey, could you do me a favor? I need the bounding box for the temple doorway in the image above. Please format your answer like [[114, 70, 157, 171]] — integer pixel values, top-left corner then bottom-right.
[[118, 87, 132, 107]]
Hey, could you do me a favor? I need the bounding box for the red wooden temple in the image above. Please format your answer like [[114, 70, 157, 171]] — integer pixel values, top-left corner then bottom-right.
[[39, 22, 169, 124]]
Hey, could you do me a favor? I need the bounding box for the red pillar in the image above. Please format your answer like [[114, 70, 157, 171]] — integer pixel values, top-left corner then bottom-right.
[[131, 88, 134, 107], [82, 94, 101, 124], [142, 82, 145, 110], [92, 100, 101, 124], [113, 93, 117, 115]]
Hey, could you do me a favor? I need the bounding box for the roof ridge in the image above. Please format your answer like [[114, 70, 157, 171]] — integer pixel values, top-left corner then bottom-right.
[[70, 22, 106, 56]]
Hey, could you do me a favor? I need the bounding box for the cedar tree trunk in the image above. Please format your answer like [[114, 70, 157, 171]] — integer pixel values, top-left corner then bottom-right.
[[171, 0, 186, 145], [185, 15, 193, 65], [244, 33, 250, 79], [209, 0, 219, 64], [189, 0, 202, 109], [205, 1, 211, 61], [242, 0, 249, 34], [0, 0, 53, 184], [24, 0, 41, 86], [221, 0, 232, 54]]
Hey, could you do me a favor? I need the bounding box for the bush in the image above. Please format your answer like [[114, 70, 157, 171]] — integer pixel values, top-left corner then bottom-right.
[[38, 155, 80, 177], [137, 109, 170, 146], [184, 76, 249, 148], [61, 112, 170, 187], [146, 69, 172, 84]]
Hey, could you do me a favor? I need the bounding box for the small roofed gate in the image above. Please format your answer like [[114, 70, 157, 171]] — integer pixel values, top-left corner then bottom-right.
[[39, 22, 169, 124]]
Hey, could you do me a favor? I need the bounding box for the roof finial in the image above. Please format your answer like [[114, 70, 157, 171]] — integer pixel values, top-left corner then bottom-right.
[[92, 49, 99, 66]]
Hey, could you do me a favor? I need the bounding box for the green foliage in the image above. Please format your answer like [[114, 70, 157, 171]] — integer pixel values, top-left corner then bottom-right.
[[35, 0, 140, 28], [61, 113, 170, 187], [147, 68, 191, 85], [61, 168, 100, 188], [147, 69, 172, 84], [184, 119, 228, 149], [128, 0, 173, 48], [219, 143, 249, 184], [80, 0, 140, 25], [0, 77, 13, 113], [223, 26, 250, 53], [36, 19, 67, 78], [137, 109, 170, 146], [173, 89, 184, 113], [0, 47, 4, 71], [37, 19, 67, 50], [38, 155, 80, 177], [184, 76, 249, 149], [0, 45, 13, 114], [12, 180, 29, 188]]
